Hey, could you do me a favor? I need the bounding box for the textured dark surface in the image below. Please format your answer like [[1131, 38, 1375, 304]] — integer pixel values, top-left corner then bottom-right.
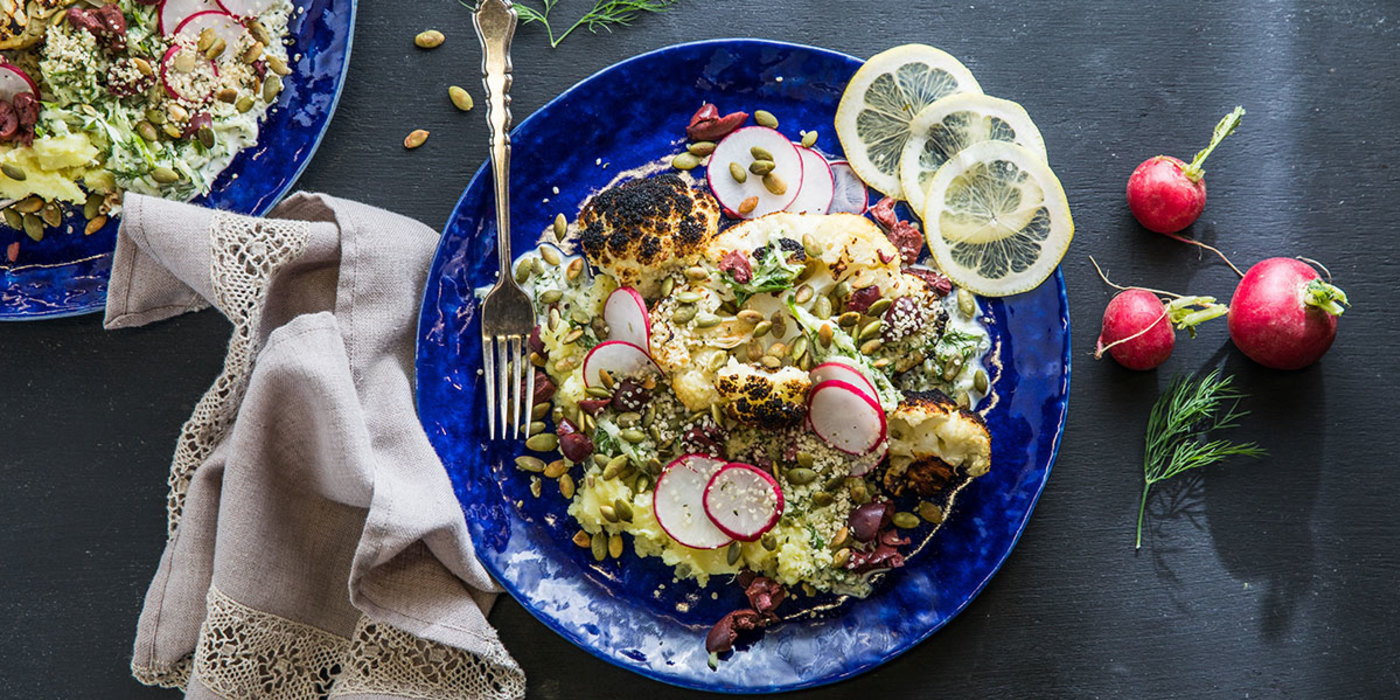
[[2, 1, 1398, 697]]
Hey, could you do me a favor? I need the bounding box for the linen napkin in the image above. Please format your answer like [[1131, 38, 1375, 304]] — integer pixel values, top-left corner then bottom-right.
[[108, 192, 526, 700]]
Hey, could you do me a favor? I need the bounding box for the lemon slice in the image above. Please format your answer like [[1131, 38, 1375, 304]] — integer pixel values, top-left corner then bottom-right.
[[923, 141, 1072, 296], [899, 93, 1047, 218], [835, 44, 981, 199]]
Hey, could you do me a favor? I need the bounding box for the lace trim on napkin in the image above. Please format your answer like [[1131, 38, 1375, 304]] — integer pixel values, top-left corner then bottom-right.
[[191, 586, 525, 700], [162, 212, 312, 536]]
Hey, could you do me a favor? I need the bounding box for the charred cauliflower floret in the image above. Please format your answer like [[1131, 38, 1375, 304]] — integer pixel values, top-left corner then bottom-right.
[[882, 391, 991, 498], [579, 174, 720, 298], [0, 0, 77, 50], [715, 359, 810, 429]]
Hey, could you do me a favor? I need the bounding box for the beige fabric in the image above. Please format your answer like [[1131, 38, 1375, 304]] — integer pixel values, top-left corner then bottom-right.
[[110, 193, 525, 700]]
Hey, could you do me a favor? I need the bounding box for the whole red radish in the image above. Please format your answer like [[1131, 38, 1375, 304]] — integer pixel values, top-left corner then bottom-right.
[[1127, 106, 1244, 235], [1228, 258, 1348, 370], [1096, 289, 1176, 370]]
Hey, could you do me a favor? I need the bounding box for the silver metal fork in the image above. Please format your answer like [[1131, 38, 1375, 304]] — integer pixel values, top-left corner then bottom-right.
[[474, 0, 534, 440]]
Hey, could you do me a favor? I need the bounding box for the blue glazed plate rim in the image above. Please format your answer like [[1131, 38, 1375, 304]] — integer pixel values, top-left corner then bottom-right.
[[419, 37, 1071, 693], [0, 0, 358, 322]]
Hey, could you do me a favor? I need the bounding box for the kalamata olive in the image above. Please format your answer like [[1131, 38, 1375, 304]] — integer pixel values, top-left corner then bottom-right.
[[610, 378, 650, 412], [0, 102, 17, 142], [848, 501, 893, 543], [845, 286, 881, 314], [555, 418, 577, 437], [559, 432, 593, 463], [577, 398, 610, 416], [532, 370, 555, 404], [528, 326, 545, 355]]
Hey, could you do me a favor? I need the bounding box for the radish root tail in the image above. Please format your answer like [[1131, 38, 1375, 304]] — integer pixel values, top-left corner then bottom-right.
[[1160, 233, 1245, 277]]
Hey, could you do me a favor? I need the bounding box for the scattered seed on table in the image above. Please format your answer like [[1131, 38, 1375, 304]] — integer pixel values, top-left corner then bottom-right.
[[449, 85, 474, 111], [415, 30, 445, 49], [404, 129, 429, 149]]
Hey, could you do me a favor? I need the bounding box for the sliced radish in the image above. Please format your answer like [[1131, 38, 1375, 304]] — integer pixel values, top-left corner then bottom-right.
[[827, 161, 869, 215], [603, 287, 650, 351], [581, 340, 658, 387], [848, 440, 887, 477], [785, 145, 834, 214], [216, 0, 277, 17], [159, 45, 219, 102], [175, 10, 247, 48], [160, 0, 223, 36], [705, 126, 803, 220], [807, 380, 887, 455], [809, 361, 878, 403], [653, 455, 733, 550], [703, 463, 783, 542], [0, 64, 36, 104]]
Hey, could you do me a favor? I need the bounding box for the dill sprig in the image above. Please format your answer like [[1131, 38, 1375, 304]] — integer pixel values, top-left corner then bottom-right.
[[1136, 369, 1265, 549], [511, 0, 677, 48]]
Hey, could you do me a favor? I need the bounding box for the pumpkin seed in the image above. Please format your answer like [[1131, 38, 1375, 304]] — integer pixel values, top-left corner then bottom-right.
[[533, 402, 552, 420], [197, 27, 217, 52], [133, 57, 154, 77], [570, 307, 590, 325], [956, 390, 971, 408], [204, 38, 227, 60], [726, 541, 742, 566], [694, 312, 721, 328], [867, 298, 893, 316], [943, 355, 964, 381], [830, 526, 850, 550], [553, 356, 577, 374], [145, 108, 166, 125], [540, 244, 562, 265], [649, 424, 664, 442], [737, 309, 764, 325], [152, 167, 181, 184], [529, 476, 542, 498], [584, 387, 612, 400], [957, 288, 977, 318], [974, 369, 990, 394], [573, 530, 592, 548], [754, 110, 778, 128], [1, 163, 25, 181], [769, 311, 787, 337], [173, 50, 196, 72], [236, 95, 255, 113], [801, 130, 818, 148], [539, 289, 563, 305], [710, 402, 724, 426], [824, 474, 846, 493], [528, 421, 547, 436], [832, 548, 851, 569], [795, 284, 813, 304], [795, 451, 815, 469], [643, 405, 656, 428], [264, 73, 285, 101], [546, 307, 560, 331], [919, 501, 946, 523], [617, 412, 641, 429], [266, 54, 291, 76], [746, 319, 771, 339], [746, 340, 763, 362], [850, 481, 871, 504], [873, 358, 893, 369], [515, 455, 546, 472], [248, 19, 273, 46], [892, 512, 921, 529], [790, 336, 809, 361], [544, 459, 569, 479], [609, 533, 624, 559], [88, 214, 115, 234], [449, 85, 474, 111], [566, 257, 584, 281], [748, 159, 775, 176], [838, 312, 860, 328], [634, 475, 651, 493], [600, 504, 619, 523], [760, 356, 781, 369], [525, 433, 558, 452], [22, 214, 42, 242], [243, 41, 265, 64], [580, 411, 596, 433], [672, 304, 697, 324], [768, 342, 788, 359], [676, 291, 702, 304], [818, 323, 833, 347], [216, 88, 239, 103], [590, 532, 607, 561], [15, 196, 42, 214], [684, 266, 708, 281], [403, 128, 429, 149], [761, 534, 778, 551], [672, 152, 701, 170], [593, 453, 611, 468], [621, 428, 647, 444], [812, 491, 834, 507], [167, 104, 190, 123], [3, 208, 22, 230], [659, 276, 675, 297], [415, 29, 445, 49], [603, 455, 629, 480], [860, 338, 883, 355], [197, 126, 216, 149], [614, 498, 634, 522], [135, 121, 159, 142], [687, 141, 717, 156], [812, 295, 833, 320], [749, 145, 773, 162], [728, 161, 748, 183], [858, 320, 883, 341], [786, 468, 818, 485], [560, 473, 576, 499], [738, 196, 759, 216]]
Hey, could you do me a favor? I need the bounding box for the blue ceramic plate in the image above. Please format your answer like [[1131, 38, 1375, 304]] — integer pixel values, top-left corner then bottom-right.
[[417, 39, 1070, 693], [0, 0, 356, 320]]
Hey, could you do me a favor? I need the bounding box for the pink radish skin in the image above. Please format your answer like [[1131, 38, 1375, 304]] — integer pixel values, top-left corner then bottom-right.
[[705, 126, 803, 219], [174, 10, 246, 47], [0, 63, 36, 104], [1096, 289, 1174, 371], [216, 0, 277, 17], [160, 0, 223, 36], [827, 161, 869, 214], [653, 455, 734, 550], [603, 287, 651, 351], [809, 361, 878, 403], [1228, 258, 1347, 370], [807, 379, 887, 455], [159, 45, 219, 102], [703, 463, 783, 542], [785, 145, 834, 214], [581, 340, 658, 387], [1127, 107, 1244, 235], [848, 440, 887, 477]]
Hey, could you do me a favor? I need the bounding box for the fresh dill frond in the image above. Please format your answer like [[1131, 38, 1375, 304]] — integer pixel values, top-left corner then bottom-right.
[[1136, 369, 1265, 549], [472, 0, 678, 48]]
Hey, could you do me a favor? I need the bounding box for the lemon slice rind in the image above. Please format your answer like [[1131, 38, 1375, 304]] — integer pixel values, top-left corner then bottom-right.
[[923, 141, 1073, 297]]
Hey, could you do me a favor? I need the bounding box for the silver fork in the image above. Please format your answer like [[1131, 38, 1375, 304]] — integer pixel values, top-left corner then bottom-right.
[[473, 0, 534, 440]]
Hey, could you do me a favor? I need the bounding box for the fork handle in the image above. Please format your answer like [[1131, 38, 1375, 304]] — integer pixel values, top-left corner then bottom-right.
[[474, 0, 518, 278]]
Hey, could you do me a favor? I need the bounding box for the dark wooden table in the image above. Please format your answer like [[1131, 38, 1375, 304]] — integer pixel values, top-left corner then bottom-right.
[[3, 1, 1398, 697]]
